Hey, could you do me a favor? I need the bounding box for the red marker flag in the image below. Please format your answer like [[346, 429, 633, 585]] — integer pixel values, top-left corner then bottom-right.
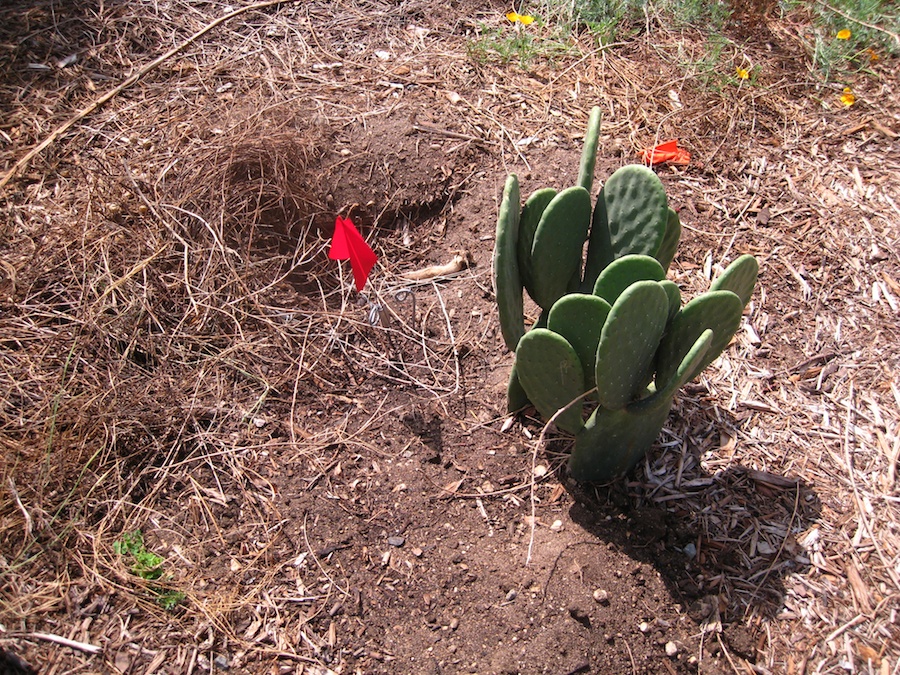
[[329, 215, 377, 292], [640, 140, 691, 166]]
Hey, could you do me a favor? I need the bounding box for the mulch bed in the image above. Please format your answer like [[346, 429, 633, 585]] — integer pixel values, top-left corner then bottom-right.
[[1, 0, 898, 673]]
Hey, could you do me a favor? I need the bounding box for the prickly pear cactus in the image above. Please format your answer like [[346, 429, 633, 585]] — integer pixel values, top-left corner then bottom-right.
[[547, 294, 610, 392], [530, 186, 592, 310], [493, 174, 524, 351], [493, 105, 759, 482], [583, 164, 669, 292], [515, 328, 586, 434]]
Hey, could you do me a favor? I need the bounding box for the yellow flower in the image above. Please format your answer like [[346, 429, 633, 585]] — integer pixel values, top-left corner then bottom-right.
[[840, 87, 855, 106], [865, 48, 879, 62], [836, 29, 851, 40], [506, 11, 535, 25], [736, 66, 750, 80]]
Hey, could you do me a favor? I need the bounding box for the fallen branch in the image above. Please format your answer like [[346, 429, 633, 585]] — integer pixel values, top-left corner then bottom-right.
[[22, 632, 101, 655], [401, 251, 472, 281]]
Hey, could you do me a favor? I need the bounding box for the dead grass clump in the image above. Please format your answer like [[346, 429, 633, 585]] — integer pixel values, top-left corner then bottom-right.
[[181, 122, 330, 271]]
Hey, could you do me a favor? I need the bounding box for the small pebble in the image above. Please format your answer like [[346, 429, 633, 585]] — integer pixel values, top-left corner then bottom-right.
[[665, 641, 679, 657], [505, 589, 517, 602], [639, 621, 651, 633], [592, 589, 609, 604], [449, 617, 459, 630], [550, 519, 563, 532], [387, 536, 405, 547]]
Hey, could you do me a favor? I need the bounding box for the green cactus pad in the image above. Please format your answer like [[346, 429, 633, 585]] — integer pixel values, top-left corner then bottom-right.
[[530, 186, 592, 310], [494, 174, 524, 351], [659, 280, 682, 324], [577, 106, 602, 193], [592, 254, 666, 305], [507, 361, 530, 413], [548, 294, 612, 391], [583, 165, 668, 291], [517, 188, 557, 298], [650, 329, 713, 402], [515, 329, 585, 434], [569, 329, 712, 482], [594, 280, 669, 411], [655, 208, 681, 272], [710, 254, 758, 307], [655, 290, 744, 387]]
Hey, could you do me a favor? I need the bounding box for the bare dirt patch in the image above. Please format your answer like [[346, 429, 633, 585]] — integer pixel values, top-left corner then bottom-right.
[[1, 1, 899, 674]]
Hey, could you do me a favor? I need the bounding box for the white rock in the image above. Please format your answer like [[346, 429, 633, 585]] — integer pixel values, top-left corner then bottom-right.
[[592, 589, 609, 604]]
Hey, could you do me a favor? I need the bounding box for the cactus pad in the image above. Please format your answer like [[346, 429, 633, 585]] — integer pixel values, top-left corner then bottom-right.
[[655, 290, 744, 387], [595, 281, 669, 410], [655, 208, 681, 272], [530, 186, 592, 310], [592, 254, 666, 305], [493, 174, 524, 351], [577, 106, 602, 193], [583, 165, 668, 289], [507, 362, 530, 413], [518, 188, 557, 298], [659, 280, 682, 324], [548, 294, 612, 391], [710, 254, 758, 307], [515, 329, 585, 433]]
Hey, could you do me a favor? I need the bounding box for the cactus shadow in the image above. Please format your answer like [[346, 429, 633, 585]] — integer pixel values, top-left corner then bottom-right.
[[563, 420, 822, 632]]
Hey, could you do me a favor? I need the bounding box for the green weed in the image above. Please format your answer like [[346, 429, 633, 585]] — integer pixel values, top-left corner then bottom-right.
[[114, 531, 185, 610], [467, 18, 574, 68], [800, 0, 899, 78], [467, 1, 733, 71], [474, 0, 896, 85], [537, 0, 731, 44], [663, 33, 739, 90]]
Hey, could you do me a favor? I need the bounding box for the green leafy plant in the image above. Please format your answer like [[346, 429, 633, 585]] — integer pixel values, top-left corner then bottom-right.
[[536, 0, 731, 46], [493, 106, 758, 482], [114, 530, 185, 610], [802, 0, 900, 78], [466, 15, 575, 68]]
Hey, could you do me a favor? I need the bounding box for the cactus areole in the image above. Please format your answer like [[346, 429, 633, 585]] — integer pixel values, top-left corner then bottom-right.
[[492, 106, 758, 482]]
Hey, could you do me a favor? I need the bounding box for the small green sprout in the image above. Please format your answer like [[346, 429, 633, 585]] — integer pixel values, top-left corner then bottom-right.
[[114, 530, 185, 610]]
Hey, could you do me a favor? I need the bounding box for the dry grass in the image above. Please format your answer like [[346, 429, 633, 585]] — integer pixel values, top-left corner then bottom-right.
[[1, 0, 899, 672]]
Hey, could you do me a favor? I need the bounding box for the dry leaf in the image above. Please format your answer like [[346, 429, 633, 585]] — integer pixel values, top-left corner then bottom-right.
[[855, 642, 880, 665], [441, 478, 464, 495]]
